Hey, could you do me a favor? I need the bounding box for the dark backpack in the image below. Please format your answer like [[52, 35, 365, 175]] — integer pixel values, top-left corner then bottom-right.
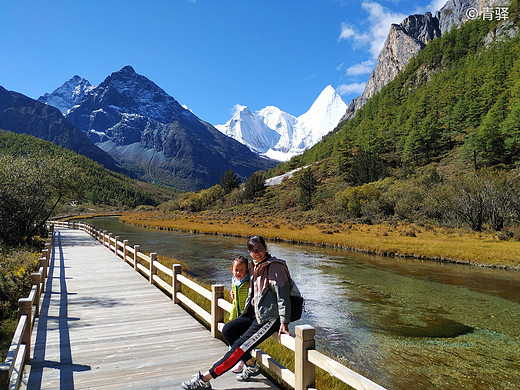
[[289, 278, 304, 322]]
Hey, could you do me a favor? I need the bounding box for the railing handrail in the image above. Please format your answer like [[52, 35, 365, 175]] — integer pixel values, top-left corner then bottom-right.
[[50, 220, 387, 390], [0, 226, 53, 390]]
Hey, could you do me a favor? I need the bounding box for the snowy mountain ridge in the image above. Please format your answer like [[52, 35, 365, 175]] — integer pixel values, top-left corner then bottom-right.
[[38, 75, 94, 115], [216, 85, 347, 161], [38, 66, 276, 190]]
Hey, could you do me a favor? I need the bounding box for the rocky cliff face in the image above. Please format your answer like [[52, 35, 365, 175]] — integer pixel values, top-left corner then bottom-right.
[[345, 12, 441, 119], [343, 0, 511, 120]]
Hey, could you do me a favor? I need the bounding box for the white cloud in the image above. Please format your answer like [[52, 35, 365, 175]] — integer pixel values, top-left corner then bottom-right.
[[346, 60, 375, 76], [337, 82, 367, 95], [338, 22, 370, 46], [339, 23, 356, 40], [339, 1, 407, 60], [362, 1, 407, 59], [412, 0, 446, 14], [428, 0, 447, 13]]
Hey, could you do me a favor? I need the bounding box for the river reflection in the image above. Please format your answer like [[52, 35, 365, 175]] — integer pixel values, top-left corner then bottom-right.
[[84, 216, 520, 389]]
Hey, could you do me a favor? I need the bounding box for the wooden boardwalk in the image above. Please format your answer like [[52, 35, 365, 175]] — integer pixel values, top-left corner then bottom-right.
[[20, 228, 278, 390]]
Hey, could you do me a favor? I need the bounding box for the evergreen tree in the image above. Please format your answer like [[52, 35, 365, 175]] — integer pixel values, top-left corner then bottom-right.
[[475, 93, 509, 165], [501, 100, 520, 163], [349, 147, 387, 185], [297, 168, 317, 211], [220, 168, 241, 194], [243, 171, 266, 202]]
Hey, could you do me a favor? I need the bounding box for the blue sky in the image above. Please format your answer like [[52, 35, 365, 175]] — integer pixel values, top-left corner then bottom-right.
[[0, 0, 446, 125]]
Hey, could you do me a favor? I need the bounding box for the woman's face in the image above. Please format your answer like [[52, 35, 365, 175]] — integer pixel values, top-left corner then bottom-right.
[[232, 260, 248, 280], [248, 242, 267, 263]]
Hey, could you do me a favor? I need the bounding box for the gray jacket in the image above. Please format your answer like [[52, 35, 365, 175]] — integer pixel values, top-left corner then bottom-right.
[[244, 255, 295, 324]]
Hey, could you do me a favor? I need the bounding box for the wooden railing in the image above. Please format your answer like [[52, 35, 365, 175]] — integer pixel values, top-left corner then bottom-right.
[[0, 227, 53, 390], [51, 220, 387, 390]]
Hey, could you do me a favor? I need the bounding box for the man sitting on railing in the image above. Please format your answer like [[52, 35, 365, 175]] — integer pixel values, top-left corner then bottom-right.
[[181, 235, 300, 390]]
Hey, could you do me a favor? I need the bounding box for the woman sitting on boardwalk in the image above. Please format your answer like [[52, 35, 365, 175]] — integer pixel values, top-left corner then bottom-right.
[[181, 235, 298, 390]]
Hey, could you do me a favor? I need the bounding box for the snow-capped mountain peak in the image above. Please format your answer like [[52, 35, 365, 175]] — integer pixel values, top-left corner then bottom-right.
[[298, 84, 348, 146], [38, 75, 94, 115], [216, 105, 280, 154], [217, 85, 347, 161]]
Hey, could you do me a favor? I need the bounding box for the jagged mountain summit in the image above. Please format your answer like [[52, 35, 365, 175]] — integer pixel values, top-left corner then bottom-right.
[[38, 75, 94, 115], [343, 0, 511, 120], [216, 85, 347, 161], [57, 66, 276, 190]]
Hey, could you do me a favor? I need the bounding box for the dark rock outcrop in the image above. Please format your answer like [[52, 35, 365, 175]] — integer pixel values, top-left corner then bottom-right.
[[0, 86, 121, 172]]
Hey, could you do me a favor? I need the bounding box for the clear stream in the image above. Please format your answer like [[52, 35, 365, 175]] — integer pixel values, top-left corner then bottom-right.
[[84, 216, 520, 390]]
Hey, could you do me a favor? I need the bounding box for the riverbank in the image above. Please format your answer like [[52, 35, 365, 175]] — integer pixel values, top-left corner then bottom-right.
[[111, 211, 520, 271]]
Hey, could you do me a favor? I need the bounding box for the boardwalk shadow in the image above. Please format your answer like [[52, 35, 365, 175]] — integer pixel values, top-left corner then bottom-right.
[[69, 296, 121, 308], [26, 231, 91, 389]]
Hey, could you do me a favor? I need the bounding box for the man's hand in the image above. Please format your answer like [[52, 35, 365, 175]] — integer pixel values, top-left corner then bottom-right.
[[278, 323, 290, 336]]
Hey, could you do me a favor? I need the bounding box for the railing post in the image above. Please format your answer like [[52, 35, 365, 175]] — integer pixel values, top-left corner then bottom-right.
[[123, 240, 128, 263], [46, 236, 53, 253], [295, 325, 316, 390], [18, 298, 32, 362], [150, 253, 157, 284], [44, 242, 51, 260], [172, 264, 182, 304], [41, 249, 49, 266], [103, 230, 107, 247], [211, 284, 224, 338], [31, 273, 41, 318], [39, 256, 47, 281], [134, 245, 140, 272], [115, 236, 120, 255], [108, 233, 113, 251]]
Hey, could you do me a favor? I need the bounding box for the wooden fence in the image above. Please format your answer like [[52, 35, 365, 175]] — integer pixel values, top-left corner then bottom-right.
[[0, 226, 53, 390], [2, 220, 387, 390]]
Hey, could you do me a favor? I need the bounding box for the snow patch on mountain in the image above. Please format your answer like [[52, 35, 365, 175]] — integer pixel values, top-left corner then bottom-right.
[[38, 75, 94, 115], [264, 164, 312, 186], [216, 85, 347, 161]]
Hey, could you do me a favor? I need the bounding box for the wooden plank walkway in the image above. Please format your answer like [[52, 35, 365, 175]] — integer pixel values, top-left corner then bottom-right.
[[21, 228, 278, 390]]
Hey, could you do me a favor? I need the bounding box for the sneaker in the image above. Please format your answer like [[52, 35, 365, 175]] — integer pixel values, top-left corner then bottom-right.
[[232, 360, 244, 373], [181, 371, 212, 389], [236, 363, 261, 381]]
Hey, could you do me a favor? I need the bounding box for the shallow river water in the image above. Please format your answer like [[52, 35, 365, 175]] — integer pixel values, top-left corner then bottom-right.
[[84, 216, 520, 389]]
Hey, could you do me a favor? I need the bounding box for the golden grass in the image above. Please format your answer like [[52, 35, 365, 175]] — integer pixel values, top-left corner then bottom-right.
[[120, 211, 520, 270]]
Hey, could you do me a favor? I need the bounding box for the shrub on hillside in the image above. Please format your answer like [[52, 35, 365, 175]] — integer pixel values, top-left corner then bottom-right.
[[0, 154, 80, 245], [0, 248, 39, 359]]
